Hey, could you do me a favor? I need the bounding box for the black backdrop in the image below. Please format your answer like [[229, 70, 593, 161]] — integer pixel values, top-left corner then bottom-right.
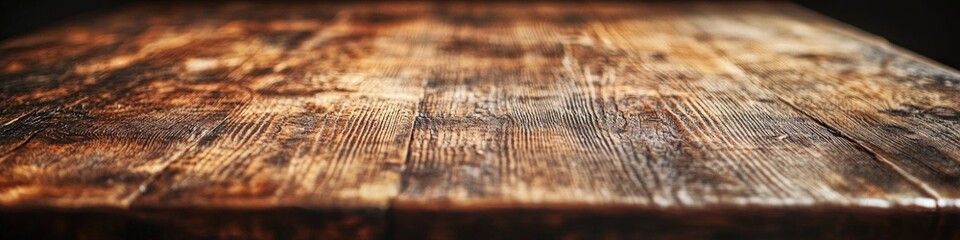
[[2, 0, 958, 68]]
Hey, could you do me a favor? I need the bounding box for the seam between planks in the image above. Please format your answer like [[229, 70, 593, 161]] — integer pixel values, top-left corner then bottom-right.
[[776, 96, 944, 210], [777, 96, 947, 238], [397, 106, 423, 199], [397, 75, 430, 198], [385, 64, 432, 240]]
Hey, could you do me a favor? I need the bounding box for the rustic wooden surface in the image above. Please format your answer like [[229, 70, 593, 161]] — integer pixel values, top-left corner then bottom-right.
[[1, 2, 959, 239]]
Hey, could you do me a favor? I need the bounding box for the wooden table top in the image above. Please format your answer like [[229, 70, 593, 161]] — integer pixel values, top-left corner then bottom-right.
[[2, 1, 959, 239]]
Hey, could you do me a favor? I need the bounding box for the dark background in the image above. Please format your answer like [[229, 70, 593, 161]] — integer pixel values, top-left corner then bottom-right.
[[2, 0, 958, 69]]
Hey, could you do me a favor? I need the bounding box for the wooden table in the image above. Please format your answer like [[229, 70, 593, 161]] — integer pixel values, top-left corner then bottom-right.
[[2, 2, 959, 239]]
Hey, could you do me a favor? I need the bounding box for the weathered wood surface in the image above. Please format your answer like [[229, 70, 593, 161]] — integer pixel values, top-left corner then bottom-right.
[[1, 2, 959, 239]]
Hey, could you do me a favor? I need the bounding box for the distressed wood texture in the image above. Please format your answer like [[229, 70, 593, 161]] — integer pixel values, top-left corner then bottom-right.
[[1, 2, 959, 239]]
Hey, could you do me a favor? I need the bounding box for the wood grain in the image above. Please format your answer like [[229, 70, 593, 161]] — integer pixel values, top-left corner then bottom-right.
[[1, 2, 958, 239]]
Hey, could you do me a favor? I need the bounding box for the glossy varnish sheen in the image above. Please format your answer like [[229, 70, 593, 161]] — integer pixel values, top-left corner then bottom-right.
[[1, 2, 959, 239]]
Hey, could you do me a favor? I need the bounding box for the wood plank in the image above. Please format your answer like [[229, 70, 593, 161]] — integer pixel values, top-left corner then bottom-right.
[[0, 2, 437, 238], [0, 3, 268, 208], [394, 2, 944, 238], [125, 4, 441, 238], [678, 2, 960, 237], [128, 2, 434, 209]]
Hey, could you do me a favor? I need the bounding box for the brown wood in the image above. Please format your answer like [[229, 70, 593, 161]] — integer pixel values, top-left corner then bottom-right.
[[1, 2, 958, 239]]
